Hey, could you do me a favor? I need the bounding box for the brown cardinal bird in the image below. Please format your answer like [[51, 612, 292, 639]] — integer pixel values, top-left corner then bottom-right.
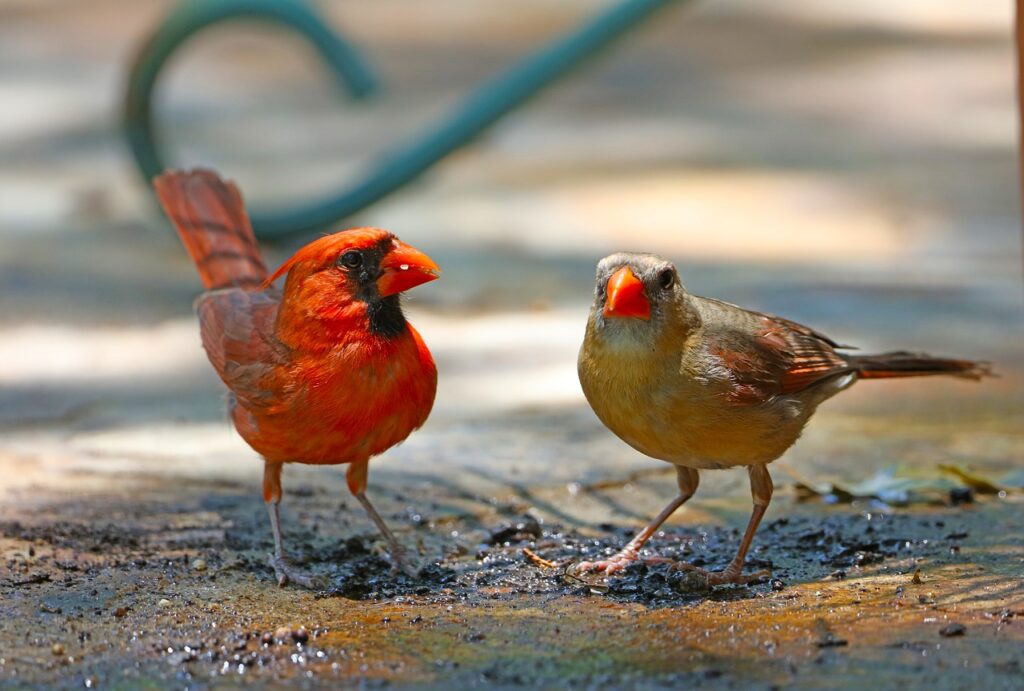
[[154, 169, 439, 587], [576, 252, 990, 586]]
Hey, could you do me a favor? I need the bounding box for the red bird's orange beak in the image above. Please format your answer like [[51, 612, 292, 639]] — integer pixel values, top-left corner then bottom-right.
[[603, 266, 650, 320], [377, 240, 441, 298]]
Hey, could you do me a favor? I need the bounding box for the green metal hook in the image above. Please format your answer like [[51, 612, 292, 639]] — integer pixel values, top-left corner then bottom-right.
[[126, 0, 688, 238]]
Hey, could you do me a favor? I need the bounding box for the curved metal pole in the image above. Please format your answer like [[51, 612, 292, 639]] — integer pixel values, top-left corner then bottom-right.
[[127, 0, 688, 238], [124, 0, 377, 194]]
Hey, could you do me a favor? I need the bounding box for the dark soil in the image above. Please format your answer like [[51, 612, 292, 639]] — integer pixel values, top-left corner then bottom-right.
[[3, 479, 1021, 689]]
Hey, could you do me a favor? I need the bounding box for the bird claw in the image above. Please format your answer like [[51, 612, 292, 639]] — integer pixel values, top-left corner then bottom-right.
[[670, 562, 771, 590], [388, 544, 420, 578], [574, 549, 644, 576], [269, 555, 322, 589]]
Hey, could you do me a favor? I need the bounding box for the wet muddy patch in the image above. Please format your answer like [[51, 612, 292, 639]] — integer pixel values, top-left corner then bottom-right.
[[2, 480, 1021, 688]]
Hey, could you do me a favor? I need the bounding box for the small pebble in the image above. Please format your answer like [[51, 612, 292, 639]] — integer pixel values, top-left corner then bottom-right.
[[770, 579, 785, 592], [191, 558, 207, 572], [911, 569, 923, 585], [51, 643, 64, 656], [292, 627, 309, 644], [274, 627, 291, 642], [949, 487, 973, 506], [157, 599, 172, 609], [113, 607, 128, 618], [261, 632, 274, 646], [939, 623, 966, 637]]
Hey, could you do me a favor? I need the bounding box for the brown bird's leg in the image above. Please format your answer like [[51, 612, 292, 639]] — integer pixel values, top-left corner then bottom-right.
[[264, 461, 320, 588], [676, 463, 773, 587], [577, 466, 699, 575], [346, 461, 416, 576]]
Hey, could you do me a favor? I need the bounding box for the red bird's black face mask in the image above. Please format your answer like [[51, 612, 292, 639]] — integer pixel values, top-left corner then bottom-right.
[[335, 237, 441, 337], [265, 228, 441, 341], [603, 266, 651, 320]]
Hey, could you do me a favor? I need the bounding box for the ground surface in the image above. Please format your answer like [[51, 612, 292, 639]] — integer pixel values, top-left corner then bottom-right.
[[1, 0, 1023, 688]]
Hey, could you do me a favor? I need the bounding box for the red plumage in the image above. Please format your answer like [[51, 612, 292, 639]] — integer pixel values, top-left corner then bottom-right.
[[155, 169, 439, 585]]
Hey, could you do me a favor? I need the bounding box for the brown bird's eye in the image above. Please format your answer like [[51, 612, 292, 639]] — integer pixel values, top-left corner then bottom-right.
[[658, 268, 674, 290], [339, 250, 362, 269]]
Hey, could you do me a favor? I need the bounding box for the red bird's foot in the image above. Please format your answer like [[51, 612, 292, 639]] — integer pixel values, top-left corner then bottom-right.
[[352, 489, 419, 578], [671, 562, 770, 590], [269, 555, 321, 589], [388, 543, 420, 578]]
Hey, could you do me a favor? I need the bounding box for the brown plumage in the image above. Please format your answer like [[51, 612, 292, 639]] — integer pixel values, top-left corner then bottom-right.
[[575, 252, 991, 585]]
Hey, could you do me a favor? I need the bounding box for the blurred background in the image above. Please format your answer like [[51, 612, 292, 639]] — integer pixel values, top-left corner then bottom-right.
[[3, 2, 1024, 685], [1, 0, 1022, 526]]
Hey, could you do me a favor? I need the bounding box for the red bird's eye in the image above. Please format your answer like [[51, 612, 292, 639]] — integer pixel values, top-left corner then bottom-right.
[[339, 250, 363, 268]]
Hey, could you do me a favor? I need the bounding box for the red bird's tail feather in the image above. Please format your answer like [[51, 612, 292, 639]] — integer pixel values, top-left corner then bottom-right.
[[850, 351, 992, 381], [154, 169, 268, 291]]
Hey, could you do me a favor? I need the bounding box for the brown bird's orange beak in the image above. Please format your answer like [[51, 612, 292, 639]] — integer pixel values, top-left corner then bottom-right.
[[377, 240, 441, 297], [603, 266, 650, 320]]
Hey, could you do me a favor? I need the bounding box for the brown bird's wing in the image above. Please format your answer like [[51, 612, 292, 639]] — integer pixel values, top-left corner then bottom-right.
[[697, 296, 854, 406], [195, 288, 297, 414]]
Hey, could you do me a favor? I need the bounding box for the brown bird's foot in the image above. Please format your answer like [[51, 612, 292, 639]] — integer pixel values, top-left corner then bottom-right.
[[575, 547, 666, 576], [269, 554, 322, 589], [574, 557, 632, 576], [671, 562, 770, 591]]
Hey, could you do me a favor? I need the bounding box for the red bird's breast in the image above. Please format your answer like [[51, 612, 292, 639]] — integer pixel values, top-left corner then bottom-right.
[[232, 323, 437, 466]]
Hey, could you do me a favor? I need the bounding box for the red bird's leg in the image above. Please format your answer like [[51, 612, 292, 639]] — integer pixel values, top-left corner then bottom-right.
[[346, 461, 416, 576], [576, 466, 699, 575], [263, 462, 319, 588], [675, 464, 773, 587]]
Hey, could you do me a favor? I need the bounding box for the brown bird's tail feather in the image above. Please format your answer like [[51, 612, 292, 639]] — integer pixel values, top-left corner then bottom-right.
[[850, 351, 992, 381], [154, 169, 268, 291]]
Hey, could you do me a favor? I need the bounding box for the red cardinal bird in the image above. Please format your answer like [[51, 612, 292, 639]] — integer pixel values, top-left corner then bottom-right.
[[155, 169, 439, 586], [576, 252, 991, 586]]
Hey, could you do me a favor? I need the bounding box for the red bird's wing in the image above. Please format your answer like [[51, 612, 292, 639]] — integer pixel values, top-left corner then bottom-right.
[[699, 297, 854, 406], [195, 288, 297, 414]]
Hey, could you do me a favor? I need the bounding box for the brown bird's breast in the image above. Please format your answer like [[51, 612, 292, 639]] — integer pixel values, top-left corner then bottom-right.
[[578, 318, 838, 470]]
